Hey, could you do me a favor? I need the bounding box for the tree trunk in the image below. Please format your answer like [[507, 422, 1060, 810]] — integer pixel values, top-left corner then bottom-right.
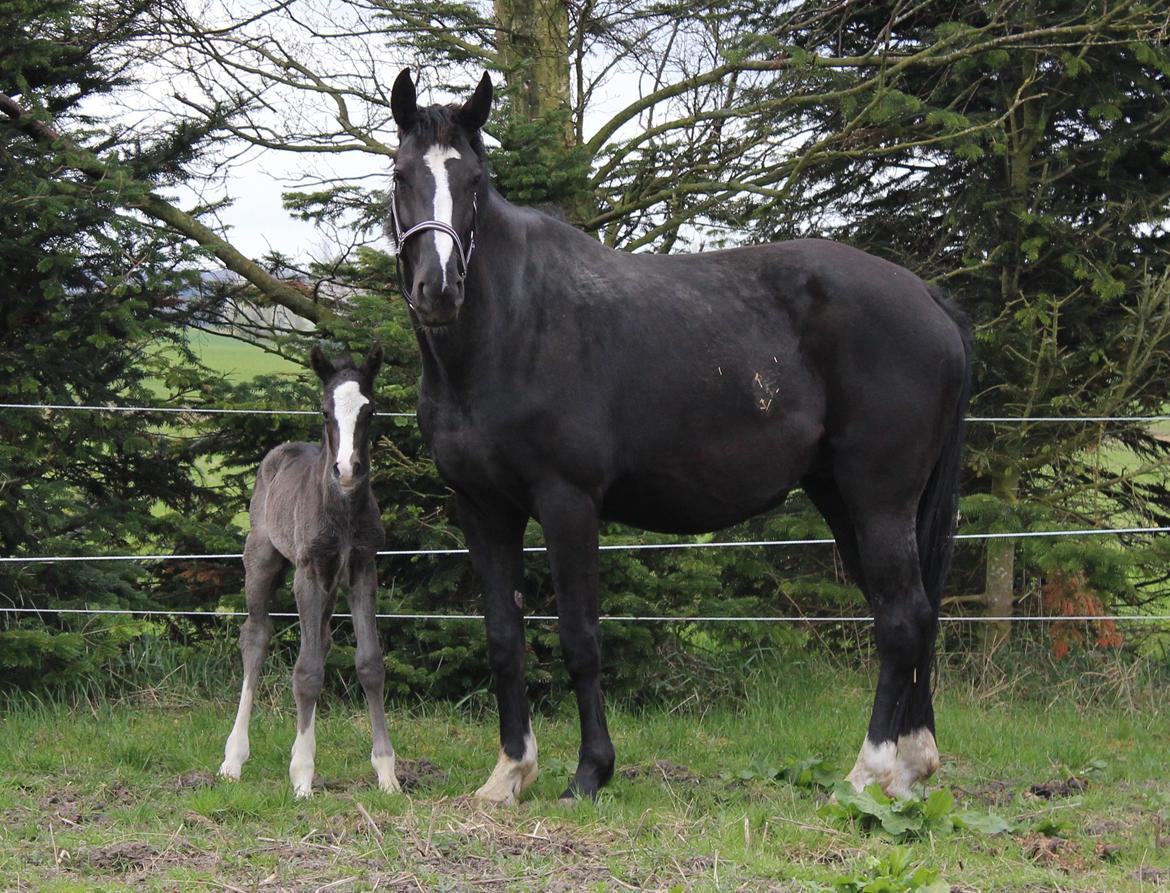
[[494, 0, 572, 131], [493, 0, 594, 222], [982, 467, 1019, 651]]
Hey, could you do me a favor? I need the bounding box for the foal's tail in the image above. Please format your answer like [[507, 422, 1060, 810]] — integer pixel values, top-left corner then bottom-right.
[[916, 288, 973, 611]]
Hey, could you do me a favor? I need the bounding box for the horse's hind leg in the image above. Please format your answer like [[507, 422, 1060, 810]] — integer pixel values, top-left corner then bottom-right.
[[348, 558, 400, 793], [846, 508, 939, 798], [289, 566, 331, 798], [220, 532, 283, 780]]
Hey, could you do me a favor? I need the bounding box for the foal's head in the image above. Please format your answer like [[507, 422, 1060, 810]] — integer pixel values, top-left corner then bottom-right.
[[389, 68, 493, 328], [309, 345, 383, 493]]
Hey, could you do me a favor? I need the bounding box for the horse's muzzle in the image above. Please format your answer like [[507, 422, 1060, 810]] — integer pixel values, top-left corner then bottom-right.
[[409, 277, 464, 327]]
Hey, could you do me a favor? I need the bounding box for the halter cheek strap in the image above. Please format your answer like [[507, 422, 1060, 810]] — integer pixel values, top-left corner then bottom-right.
[[389, 184, 478, 309]]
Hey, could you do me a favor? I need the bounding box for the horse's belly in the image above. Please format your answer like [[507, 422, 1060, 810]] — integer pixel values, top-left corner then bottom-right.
[[601, 452, 804, 534], [602, 478, 792, 533]]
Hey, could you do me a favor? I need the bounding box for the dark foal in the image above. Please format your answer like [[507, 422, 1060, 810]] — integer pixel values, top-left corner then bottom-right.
[[389, 70, 971, 804], [218, 346, 395, 798]]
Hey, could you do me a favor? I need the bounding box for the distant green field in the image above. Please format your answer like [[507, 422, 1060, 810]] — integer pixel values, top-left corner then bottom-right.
[[186, 330, 301, 381]]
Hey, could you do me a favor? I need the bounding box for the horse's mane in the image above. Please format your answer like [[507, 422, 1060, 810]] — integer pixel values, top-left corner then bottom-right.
[[410, 105, 487, 159]]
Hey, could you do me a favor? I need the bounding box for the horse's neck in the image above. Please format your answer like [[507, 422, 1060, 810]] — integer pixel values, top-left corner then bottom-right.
[[416, 191, 594, 384]]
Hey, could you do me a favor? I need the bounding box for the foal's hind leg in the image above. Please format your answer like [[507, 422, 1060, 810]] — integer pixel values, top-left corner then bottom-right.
[[220, 532, 283, 780], [289, 566, 332, 798], [348, 558, 400, 793], [846, 510, 940, 798]]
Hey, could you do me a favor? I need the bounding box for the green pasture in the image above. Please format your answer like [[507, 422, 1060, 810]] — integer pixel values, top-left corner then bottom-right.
[[2, 660, 1167, 892], [182, 330, 301, 382]]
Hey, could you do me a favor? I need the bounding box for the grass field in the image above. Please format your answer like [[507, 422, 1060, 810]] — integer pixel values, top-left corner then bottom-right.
[[2, 661, 1167, 892], [185, 331, 301, 381]]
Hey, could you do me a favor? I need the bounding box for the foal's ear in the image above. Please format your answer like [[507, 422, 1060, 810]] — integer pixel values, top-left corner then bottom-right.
[[391, 68, 418, 132], [309, 346, 335, 382], [362, 343, 384, 382], [456, 71, 493, 132]]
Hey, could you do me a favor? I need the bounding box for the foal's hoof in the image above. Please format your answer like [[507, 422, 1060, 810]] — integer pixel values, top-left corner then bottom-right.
[[372, 754, 401, 794], [217, 762, 242, 782]]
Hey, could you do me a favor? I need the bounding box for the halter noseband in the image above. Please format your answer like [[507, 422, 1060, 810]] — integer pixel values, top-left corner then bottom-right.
[[389, 182, 478, 310]]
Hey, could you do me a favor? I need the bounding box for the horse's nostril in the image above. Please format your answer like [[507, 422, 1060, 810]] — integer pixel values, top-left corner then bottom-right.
[[352, 460, 364, 476]]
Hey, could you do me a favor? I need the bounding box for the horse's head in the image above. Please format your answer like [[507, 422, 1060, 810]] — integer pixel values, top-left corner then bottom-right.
[[390, 68, 492, 329], [310, 344, 383, 493]]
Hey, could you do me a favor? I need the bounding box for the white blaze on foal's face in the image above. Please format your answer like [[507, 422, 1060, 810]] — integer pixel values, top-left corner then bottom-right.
[[332, 379, 369, 486], [423, 144, 463, 288]]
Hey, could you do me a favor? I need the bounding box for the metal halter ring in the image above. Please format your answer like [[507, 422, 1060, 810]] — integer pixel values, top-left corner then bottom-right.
[[389, 185, 478, 309]]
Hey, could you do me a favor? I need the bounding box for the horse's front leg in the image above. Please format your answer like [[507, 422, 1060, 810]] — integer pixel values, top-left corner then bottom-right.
[[290, 565, 332, 798], [458, 494, 534, 806], [348, 558, 400, 793], [536, 483, 615, 800]]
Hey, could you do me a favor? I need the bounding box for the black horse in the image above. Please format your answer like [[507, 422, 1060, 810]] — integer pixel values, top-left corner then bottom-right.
[[389, 70, 971, 804]]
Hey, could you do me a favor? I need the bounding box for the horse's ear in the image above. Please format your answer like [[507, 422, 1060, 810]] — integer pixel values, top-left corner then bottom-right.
[[309, 346, 335, 382], [456, 71, 492, 132], [362, 343, 384, 382], [391, 68, 418, 132]]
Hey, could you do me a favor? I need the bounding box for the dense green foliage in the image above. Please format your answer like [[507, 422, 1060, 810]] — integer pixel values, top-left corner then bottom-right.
[[1, 0, 1168, 695], [0, 0, 249, 684]]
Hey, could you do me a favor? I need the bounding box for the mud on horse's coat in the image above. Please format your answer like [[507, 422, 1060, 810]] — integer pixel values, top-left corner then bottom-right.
[[389, 69, 972, 803]]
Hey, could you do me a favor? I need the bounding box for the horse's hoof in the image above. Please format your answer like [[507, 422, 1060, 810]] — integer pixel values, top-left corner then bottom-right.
[[473, 737, 538, 807]]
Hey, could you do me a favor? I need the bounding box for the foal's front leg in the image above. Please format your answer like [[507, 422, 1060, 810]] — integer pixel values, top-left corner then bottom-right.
[[458, 495, 535, 806], [348, 558, 400, 793], [219, 533, 282, 781], [290, 566, 332, 798]]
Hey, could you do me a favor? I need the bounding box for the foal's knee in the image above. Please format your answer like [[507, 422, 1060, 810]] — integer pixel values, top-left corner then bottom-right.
[[355, 648, 385, 692], [238, 615, 273, 653], [293, 661, 325, 702]]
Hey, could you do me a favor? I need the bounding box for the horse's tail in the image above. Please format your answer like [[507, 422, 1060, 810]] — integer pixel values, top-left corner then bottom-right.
[[916, 288, 973, 611]]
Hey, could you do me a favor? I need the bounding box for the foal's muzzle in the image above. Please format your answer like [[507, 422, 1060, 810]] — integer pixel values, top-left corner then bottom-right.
[[333, 459, 366, 491]]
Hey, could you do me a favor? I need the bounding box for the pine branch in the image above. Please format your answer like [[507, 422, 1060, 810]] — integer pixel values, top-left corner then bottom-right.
[[1, 93, 337, 327]]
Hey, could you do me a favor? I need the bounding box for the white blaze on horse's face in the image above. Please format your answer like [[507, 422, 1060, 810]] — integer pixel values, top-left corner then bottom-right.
[[423, 144, 463, 289], [332, 379, 369, 488]]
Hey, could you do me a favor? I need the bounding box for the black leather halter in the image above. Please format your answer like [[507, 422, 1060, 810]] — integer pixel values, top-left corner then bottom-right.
[[389, 183, 478, 310]]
